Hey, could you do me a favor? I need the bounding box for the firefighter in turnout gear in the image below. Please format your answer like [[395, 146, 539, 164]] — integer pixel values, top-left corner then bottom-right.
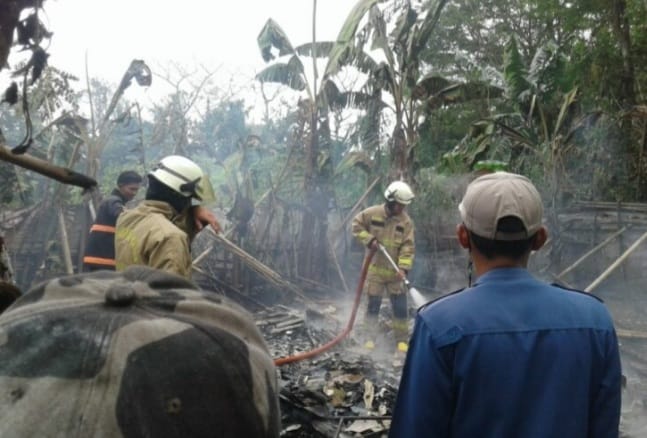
[[115, 155, 221, 279], [352, 181, 415, 353], [82, 171, 143, 271]]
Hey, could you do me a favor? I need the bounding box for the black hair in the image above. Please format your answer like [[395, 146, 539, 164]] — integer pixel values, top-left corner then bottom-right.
[[468, 216, 536, 260], [117, 170, 143, 186], [146, 175, 192, 214]]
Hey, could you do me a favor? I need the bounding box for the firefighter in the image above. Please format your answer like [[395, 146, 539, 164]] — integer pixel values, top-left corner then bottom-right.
[[82, 170, 143, 271], [115, 155, 221, 279], [352, 181, 415, 353]]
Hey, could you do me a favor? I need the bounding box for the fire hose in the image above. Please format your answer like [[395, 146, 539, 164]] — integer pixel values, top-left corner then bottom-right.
[[273, 251, 374, 366]]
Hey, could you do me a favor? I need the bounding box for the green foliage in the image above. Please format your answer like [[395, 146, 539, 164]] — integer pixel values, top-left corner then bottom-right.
[[257, 18, 296, 62], [503, 38, 529, 102], [408, 167, 468, 248], [255, 61, 308, 92], [334, 150, 374, 175], [474, 160, 508, 172]]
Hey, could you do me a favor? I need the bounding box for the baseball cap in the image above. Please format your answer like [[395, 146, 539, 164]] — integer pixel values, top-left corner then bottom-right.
[[459, 171, 543, 241], [0, 267, 280, 437]]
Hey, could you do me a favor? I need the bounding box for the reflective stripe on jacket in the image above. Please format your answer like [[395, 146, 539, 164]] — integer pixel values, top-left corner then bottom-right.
[[115, 200, 192, 278], [82, 189, 126, 270], [351, 203, 415, 281]]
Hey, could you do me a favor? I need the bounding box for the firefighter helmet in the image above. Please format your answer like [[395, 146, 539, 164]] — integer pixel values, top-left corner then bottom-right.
[[149, 155, 215, 202], [384, 181, 414, 205]]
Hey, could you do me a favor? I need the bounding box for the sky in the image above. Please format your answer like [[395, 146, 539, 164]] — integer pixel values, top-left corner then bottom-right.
[[37, 0, 358, 112]]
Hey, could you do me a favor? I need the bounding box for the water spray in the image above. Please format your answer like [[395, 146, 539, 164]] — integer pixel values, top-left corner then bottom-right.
[[377, 243, 427, 308]]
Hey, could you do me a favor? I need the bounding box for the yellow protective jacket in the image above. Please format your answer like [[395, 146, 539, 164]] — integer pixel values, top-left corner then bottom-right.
[[351, 203, 415, 282], [115, 201, 193, 279]]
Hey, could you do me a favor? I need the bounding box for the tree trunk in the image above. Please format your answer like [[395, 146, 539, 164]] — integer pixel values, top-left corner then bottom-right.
[[390, 126, 408, 180], [610, 0, 636, 107]]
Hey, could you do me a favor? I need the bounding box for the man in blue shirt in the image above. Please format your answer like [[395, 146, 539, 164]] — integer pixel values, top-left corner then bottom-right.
[[390, 172, 621, 438]]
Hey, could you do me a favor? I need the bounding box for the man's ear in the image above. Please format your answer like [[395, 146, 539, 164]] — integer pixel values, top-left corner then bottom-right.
[[531, 226, 548, 251], [456, 224, 471, 249]]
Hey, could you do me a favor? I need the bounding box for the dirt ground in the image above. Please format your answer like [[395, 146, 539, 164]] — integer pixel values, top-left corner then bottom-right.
[[599, 281, 647, 437]]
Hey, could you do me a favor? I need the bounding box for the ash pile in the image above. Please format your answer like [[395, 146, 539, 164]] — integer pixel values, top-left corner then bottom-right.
[[256, 304, 404, 437]]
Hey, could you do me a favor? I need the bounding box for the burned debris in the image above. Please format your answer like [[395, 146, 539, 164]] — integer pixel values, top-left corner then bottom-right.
[[257, 304, 401, 437]]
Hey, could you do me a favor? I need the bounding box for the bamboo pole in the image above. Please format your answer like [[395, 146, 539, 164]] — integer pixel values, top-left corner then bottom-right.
[[585, 229, 647, 292], [192, 245, 213, 266], [550, 273, 574, 289], [0, 144, 97, 189], [616, 328, 647, 339], [203, 229, 315, 305], [556, 226, 629, 280]]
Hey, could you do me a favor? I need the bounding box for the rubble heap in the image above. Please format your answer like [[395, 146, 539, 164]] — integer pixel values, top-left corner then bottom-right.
[[256, 305, 403, 437]]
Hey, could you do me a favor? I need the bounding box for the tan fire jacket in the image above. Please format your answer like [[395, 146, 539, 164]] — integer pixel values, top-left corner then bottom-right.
[[351, 203, 415, 282], [115, 201, 193, 279]]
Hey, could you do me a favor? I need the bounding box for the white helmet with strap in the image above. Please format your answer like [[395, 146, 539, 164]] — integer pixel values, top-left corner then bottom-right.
[[384, 181, 414, 205], [149, 155, 215, 202]]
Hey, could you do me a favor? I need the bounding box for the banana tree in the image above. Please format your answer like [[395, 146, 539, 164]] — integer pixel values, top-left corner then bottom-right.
[[257, 2, 358, 280], [321, 0, 451, 181], [445, 38, 605, 210]]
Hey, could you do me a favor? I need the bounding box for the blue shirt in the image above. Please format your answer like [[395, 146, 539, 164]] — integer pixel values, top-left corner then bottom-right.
[[389, 268, 621, 438]]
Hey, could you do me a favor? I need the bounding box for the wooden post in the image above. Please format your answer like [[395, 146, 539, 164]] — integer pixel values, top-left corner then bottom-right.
[[327, 235, 350, 294], [57, 208, 74, 275], [617, 203, 627, 281]]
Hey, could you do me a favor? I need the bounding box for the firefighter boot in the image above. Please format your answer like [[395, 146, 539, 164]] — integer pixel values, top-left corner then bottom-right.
[[392, 318, 409, 354], [390, 293, 409, 354], [362, 295, 382, 350], [363, 315, 379, 350]]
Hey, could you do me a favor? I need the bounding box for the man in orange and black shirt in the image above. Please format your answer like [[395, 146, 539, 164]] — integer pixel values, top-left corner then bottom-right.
[[82, 171, 142, 271]]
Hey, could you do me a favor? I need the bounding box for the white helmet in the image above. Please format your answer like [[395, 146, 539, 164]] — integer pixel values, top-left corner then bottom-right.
[[384, 181, 414, 205], [149, 155, 215, 202]]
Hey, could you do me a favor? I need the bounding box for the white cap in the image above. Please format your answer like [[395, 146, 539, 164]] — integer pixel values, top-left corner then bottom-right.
[[459, 172, 543, 240]]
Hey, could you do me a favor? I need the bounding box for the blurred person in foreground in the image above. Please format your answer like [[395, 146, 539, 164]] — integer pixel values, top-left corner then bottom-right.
[[352, 180, 415, 354], [115, 155, 221, 279], [82, 170, 142, 271], [390, 171, 621, 438], [0, 266, 280, 437]]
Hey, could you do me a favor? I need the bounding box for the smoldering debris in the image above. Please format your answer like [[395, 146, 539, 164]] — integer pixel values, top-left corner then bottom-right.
[[277, 353, 397, 437], [256, 305, 401, 437]]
